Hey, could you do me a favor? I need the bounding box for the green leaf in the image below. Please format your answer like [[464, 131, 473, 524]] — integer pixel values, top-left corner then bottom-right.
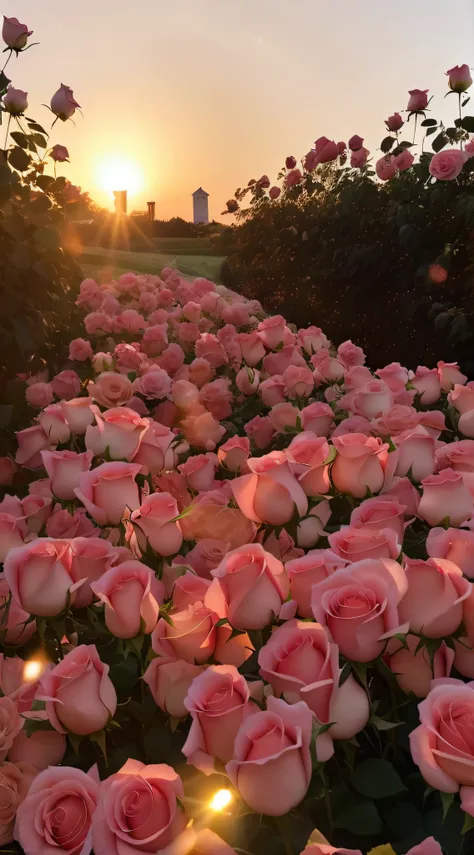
[[431, 132, 448, 153], [421, 118, 438, 127], [335, 797, 382, 836], [380, 136, 395, 154], [8, 146, 31, 172], [370, 715, 402, 731], [462, 811, 474, 834], [351, 758, 407, 799], [441, 791, 455, 821], [0, 71, 11, 95], [10, 131, 28, 149], [461, 116, 474, 133]]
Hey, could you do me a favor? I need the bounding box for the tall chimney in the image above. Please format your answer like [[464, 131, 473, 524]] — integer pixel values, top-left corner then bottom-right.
[[114, 190, 127, 216], [147, 201, 156, 221]]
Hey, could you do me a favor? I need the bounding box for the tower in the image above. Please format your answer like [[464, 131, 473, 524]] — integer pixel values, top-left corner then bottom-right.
[[114, 190, 127, 216], [147, 201, 156, 221], [192, 187, 209, 225]]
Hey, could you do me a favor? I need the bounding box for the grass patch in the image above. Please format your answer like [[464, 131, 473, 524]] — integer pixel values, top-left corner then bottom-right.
[[79, 246, 225, 283]]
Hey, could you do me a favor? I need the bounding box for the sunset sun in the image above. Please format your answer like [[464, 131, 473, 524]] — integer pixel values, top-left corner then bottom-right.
[[97, 156, 144, 196]]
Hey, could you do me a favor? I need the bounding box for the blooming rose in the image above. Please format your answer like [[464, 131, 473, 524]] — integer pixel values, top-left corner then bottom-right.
[[286, 550, 346, 618], [143, 659, 205, 718], [244, 414, 275, 449], [205, 543, 289, 630], [429, 149, 468, 181], [88, 371, 133, 408], [181, 411, 226, 451], [2, 16, 32, 50], [217, 436, 250, 472], [407, 88, 429, 111], [350, 496, 406, 541], [131, 492, 183, 556], [350, 147, 369, 168], [258, 620, 369, 738], [447, 64, 472, 92], [300, 402, 334, 436], [152, 599, 217, 664], [85, 406, 149, 461], [50, 84, 81, 120], [68, 337, 93, 361], [0, 698, 23, 761], [0, 575, 35, 645], [427, 527, 474, 578], [398, 557, 470, 638], [25, 382, 54, 409], [410, 679, 474, 810], [182, 665, 254, 772], [312, 558, 408, 662], [376, 155, 396, 181], [14, 765, 98, 855], [314, 136, 339, 164], [37, 645, 117, 735], [394, 430, 436, 481], [3, 86, 28, 114], [0, 761, 36, 846], [92, 760, 190, 855], [226, 697, 312, 816], [231, 451, 308, 526], [75, 461, 142, 525], [257, 315, 286, 350], [418, 468, 473, 526], [133, 367, 171, 399], [286, 433, 331, 496], [387, 635, 454, 698], [60, 397, 94, 434], [15, 425, 51, 469], [51, 370, 81, 400], [411, 366, 441, 404], [41, 449, 93, 500], [395, 149, 415, 171], [449, 385, 474, 437], [4, 539, 83, 617], [8, 729, 66, 772], [331, 434, 389, 498], [285, 168, 302, 187], [180, 500, 256, 551], [179, 453, 217, 492], [328, 526, 400, 562]]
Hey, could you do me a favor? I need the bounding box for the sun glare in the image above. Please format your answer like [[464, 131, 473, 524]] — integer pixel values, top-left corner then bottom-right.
[[97, 156, 144, 196], [209, 789, 233, 812]]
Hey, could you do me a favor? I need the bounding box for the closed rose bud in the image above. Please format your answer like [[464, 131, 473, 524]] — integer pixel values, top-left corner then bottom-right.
[[385, 112, 404, 132], [285, 156, 297, 169], [50, 144, 69, 162], [91, 561, 160, 639], [2, 16, 32, 50], [407, 88, 429, 111], [50, 83, 80, 121], [447, 64, 473, 93], [3, 87, 28, 115]]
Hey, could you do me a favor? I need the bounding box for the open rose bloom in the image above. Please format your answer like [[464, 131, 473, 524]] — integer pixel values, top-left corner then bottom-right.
[[6, 249, 474, 855]]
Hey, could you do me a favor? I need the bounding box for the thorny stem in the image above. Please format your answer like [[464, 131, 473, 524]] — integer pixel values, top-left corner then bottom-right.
[[3, 113, 11, 149]]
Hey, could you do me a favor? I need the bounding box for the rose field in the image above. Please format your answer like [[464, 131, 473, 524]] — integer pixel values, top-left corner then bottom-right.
[[3, 14, 474, 855]]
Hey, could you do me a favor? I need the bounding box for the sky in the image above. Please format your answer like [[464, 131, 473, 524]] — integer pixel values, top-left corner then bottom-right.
[[4, 0, 474, 219]]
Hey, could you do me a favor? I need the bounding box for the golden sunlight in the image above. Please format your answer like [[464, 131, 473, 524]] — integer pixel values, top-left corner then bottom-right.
[[23, 658, 46, 682], [209, 789, 233, 812], [97, 156, 144, 196]]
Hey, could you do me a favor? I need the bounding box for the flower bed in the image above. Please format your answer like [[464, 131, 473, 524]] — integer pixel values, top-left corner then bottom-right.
[[1, 268, 474, 855]]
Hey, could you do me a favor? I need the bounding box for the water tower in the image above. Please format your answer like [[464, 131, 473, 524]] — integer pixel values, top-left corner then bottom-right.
[[192, 187, 209, 225], [147, 201, 156, 221]]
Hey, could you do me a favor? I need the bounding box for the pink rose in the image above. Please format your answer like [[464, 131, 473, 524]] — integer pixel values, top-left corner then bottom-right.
[[217, 437, 250, 472], [195, 333, 228, 368], [394, 429, 436, 481], [427, 527, 474, 578], [300, 402, 334, 436], [0, 575, 35, 645], [185, 540, 229, 578], [303, 845, 362, 855], [438, 360, 467, 391], [405, 841, 443, 855], [15, 765, 98, 855], [51, 370, 81, 400], [3, 86, 28, 114], [436, 440, 474, 495], [87, 371, 133, 408], [133, 367, 171, 399], [376, 155, 396, 181], [180, 501, 256, 551], [68, 337, 93, 361], [447, 64, 472, 92], [337, 340, 365, 367], [2, 16, 32, 50], [15, 425, 51, 469], [0, 514, 24, 563], [75, 461, 142, 525], [188, 357, 214, 387], [90, 560, 160, 638], [38, 404, 71, 445], [350, 496, 406, 541], [387, 634, 454, 698], [37, 645, 116, 735], [350, 146, 370, 168], [0, 697, 22, 763], [314, 136, 339, 164], [395, 148, 415, 171], [179, 453, 217, 491], [60, 397, 94, 434], [50, 83, 81, 120], [258, 620, 369, 739], [131, 492, 183, 556], [25, 382, 54, 409], [50, 144, 69, 162], [200, 378, 233, 419], [407, 88, 429, 111], [283, 365, 314, 398], [285, 168, 303, 188], [152, 601, 217, 664], [286, 433, 331, 496], [312, 558, 408, 662], [92, 760, 190, 855], [257, 315, 286, 350], [132, 420, 175, 476], [143, 658, 205, 718], [183, 665, 254, 772], [236, 331, 265, 366], [226, 697, 312, 815], [286, 550, 346, 618], [244, 414, 275, 449], [8, 729, 66, 772], [419, 468, 473, 526], [329, 525, 400, 562], [0, 457, 16, 486], [286, 156, 297, 169], [41, 449, 93, 500], [68, 536, 118, 608], [410, 679, 474, 805], [231, 451, 308, 526], [429, 148, 468, 180], [4, 539, 83, 617], [331, 434, 389, 498], [181, 411, 226, 451], [398, 557, 470, 638], [259, 375, 286, 406], [206, 543, 289, 630], [449, 385, 474, 437], [0, 761, 36, 846], [348, 134, 364, 151], [85, 406, 149, 461], [412, 366, 441, 404], [386, 112, 404, 131], [269, 185, 281, 199]]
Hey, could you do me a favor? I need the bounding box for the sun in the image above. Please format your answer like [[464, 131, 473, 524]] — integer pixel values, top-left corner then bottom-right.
[[97, 156, 144, 196]]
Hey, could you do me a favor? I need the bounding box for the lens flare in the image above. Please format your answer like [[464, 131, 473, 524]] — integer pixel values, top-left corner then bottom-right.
[[97, 156, 144, 196], [209, 789, 233, 812], [23, 659, 45, 682]]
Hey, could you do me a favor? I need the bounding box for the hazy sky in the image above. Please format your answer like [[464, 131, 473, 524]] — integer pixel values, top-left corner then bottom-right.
[[5, 0, 474, 219]]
